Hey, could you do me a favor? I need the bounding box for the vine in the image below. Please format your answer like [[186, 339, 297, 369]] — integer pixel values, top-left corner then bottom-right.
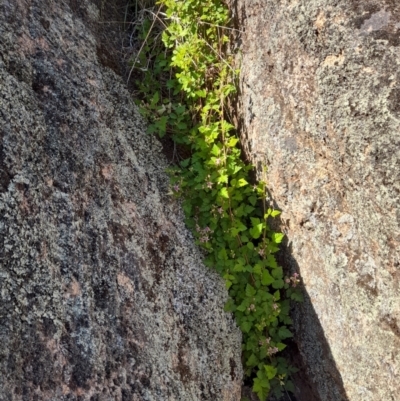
[[129, 0, 303, 399]]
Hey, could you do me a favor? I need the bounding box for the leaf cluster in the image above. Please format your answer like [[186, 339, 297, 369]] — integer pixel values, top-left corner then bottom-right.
[[130, 1, 303, 399]]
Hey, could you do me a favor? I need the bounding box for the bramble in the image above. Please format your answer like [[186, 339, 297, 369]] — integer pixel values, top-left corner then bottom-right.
[[130, 1, 303, 399]]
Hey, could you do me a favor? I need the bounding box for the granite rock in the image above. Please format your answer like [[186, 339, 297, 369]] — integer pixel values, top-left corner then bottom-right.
[[0, 1, 242, 400], [228, 1, 400, 400]]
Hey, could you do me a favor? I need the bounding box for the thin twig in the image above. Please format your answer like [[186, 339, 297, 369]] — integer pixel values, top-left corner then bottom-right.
[[127, 4, 163, 84], [284, 387, 293, 401], [198, 20, 244, 33]]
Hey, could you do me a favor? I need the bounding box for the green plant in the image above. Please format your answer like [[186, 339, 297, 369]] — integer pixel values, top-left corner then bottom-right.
[[130, 0, 303, 399]]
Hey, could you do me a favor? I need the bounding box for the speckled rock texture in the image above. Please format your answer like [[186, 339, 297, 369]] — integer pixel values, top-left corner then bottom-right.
[[0, 1, 243, 400], [227, 1, 400, 400]]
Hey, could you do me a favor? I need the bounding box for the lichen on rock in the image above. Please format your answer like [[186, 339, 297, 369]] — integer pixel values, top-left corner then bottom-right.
[[227, 0, 400, 400], [0, 1, 242, 400]]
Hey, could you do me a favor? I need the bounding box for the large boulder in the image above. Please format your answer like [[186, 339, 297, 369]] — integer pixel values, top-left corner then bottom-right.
[[0, 1, 242, 400], [228, 0, 400, 400]]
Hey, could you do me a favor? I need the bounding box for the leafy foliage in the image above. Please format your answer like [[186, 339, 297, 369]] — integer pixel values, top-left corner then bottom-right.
[[130, 0, 303, 399]]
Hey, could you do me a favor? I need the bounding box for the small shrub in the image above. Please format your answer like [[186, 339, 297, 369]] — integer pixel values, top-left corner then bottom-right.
[[129, 1, 303, 399]]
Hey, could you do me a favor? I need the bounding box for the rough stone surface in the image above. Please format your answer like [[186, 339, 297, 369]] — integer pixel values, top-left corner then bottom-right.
[[228, 1, 400, 400], [0, 1, 242, 400]]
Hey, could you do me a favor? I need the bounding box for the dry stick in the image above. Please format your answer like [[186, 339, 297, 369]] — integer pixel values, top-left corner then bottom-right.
[[127, 4, 163, 84], [284, 387, 293, 401], [197, 19, 244, 33], [203, 39, 236, 73]]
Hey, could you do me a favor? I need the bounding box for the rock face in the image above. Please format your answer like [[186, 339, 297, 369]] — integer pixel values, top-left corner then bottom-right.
[[0, 1, 242, 400], [228, 1, 400, 400]]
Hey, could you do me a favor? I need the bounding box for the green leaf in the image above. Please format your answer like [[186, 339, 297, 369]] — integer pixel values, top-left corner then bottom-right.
[[272, 279, 284, 289], [253, 263, 263, 275], [233, 263, 246, 272], [237, 178, 248, 187], [244, 205, 255, 214], [271, 210, 281, 217], [224, 299, 235, 312], [211, 144, 220, 156], [271, 267, 283, 279], [272, 232, 285, 244], [278, 326, 293, 340], [247, 241, 254, 250], [265, 365, 277, 380], [245, 284, 256, 297], [151, 91, 159, 106], [219, 187, 229, 198], [250, 223, 263, 239], [218, 248, 228, 260], [276, 342, 287, 351], [241, 321, 252, 333], [253, 378, 270, 401], [195, 89, 207, 98], [217, 174, 228, 183], [240, 234, 249, 243], [180, 158, 191, 167], [285, 380, 295, 393], [266, 254, 278, 268], [227, 137, 239, 147], [246, 353, 259, 367], [261, 271, 274, 286], [291, 291, 304, 302]]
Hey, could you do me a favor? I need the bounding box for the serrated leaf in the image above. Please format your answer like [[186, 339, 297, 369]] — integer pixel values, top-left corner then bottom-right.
[[240, 234, 249, 243], [276, 342, 287, 351], [151, 91, 159, 106], [285, 380, 295, 393], [271, 266, 283, 279], [224, 299, 235, 312], [291, 291, 304, 302], [266, 254, 278, 268], [195, 89, 207, 98], [218, 248, 228, 260], [272, 232, 284, 244], [233, 165, 242, 174], [217, 174, 228, 183], [253, 378, 270, 401], [265, 365, 277, 380], [241, 321, 252, 333], [237, 178, 248, 187], [272, 279, 284, 289], [246, 353, 259, 367], [253, 264, 263, 275], [233, 263, 245, 272], [219, 187, 229, 198], [250, 223, 263, 239], [278, 326, 293, 340], [211, 144, 220, 156], [261, 270, 274, 286], [237, 222, 247, 231], [247, 241, 254, 250], [250, 217, 261, 226], [244, 205, 255, 214], [227, 137, 239, 147], [245, 284, 256, 297], [180, 158, 191, 167]]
